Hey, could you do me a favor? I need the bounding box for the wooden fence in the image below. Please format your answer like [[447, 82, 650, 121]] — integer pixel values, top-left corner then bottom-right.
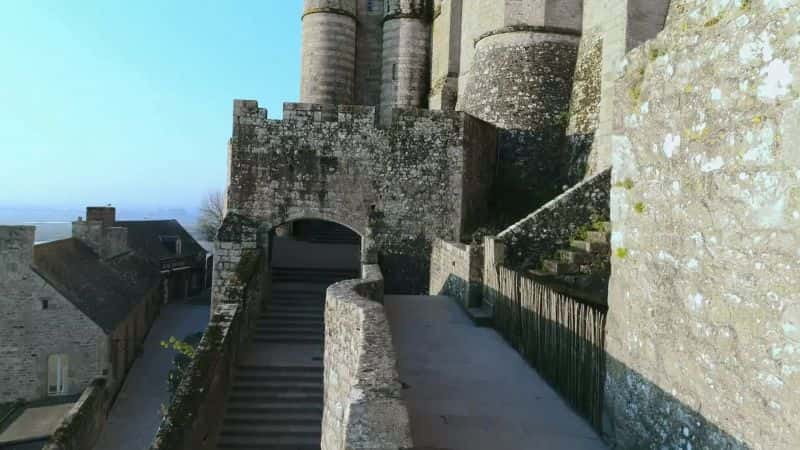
[[491, 265, 607, 429]]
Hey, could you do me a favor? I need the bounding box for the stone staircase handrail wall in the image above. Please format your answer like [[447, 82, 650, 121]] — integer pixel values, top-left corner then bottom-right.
[[321, 264, 413, 450], [497, 168, 611, 270]]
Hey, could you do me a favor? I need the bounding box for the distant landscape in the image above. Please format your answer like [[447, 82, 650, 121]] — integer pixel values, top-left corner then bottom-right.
[[0, 205, 211, 250]]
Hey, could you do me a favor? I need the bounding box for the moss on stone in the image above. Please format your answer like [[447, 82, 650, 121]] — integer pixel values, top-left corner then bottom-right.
[[616, 247, 629, 259], [634, 202, 646, 214]]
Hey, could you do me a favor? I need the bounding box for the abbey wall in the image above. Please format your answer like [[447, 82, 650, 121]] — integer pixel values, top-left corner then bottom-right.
[[605, 0, 800, 447]]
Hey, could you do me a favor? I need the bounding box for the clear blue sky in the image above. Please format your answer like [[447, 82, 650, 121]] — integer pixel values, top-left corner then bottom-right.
[[0, 1, 302, 211]]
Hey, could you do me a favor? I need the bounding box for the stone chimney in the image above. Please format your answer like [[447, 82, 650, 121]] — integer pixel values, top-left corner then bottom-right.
[[0, 226, 35, 284], [73, 206, 128, 259]]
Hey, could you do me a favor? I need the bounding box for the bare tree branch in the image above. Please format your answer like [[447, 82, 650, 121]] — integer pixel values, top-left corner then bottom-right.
[[198, 190, 224, 241]]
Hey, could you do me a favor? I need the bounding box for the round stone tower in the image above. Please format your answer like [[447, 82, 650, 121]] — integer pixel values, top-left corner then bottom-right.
[[380, 0, 432, 119], [458, 0, 583, 220], [300, 0, 358, 105]]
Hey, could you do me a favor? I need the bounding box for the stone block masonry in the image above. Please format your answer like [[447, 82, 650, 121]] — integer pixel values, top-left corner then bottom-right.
[[428, 238, 483, 309], [226, 100, 496, 293], [322, 264, 412, 450], [605, 0, 800, 448], [458, 0, 583, 224]]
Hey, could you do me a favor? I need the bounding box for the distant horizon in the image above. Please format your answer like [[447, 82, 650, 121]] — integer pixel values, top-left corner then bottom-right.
[[0, 1, 302, 209]]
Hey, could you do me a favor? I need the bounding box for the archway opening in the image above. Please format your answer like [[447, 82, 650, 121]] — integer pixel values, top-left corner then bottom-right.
[[270, 219, 361, 274]]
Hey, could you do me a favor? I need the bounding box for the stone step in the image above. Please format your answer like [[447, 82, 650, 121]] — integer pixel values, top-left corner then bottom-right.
[[262, 312, 324, 320], [227, 393, 323, 403], [586, 230, 610, 244], [267, 306, 325, 314], [570, 239, 610, 254], [257, 320, 324, 328], [235, 373, 322, 383], [231, 384, 323, 394], [542, 259, 579, 275], [225, 404, 323, 415], [221, 421, 321, 434], [556, 249, 593, 264], [254, 330, 323, 338], [217, 435, 320, 449], [253, 336, 324, 344], [223, 411, 321, 424], [254, 325, 323, 333]]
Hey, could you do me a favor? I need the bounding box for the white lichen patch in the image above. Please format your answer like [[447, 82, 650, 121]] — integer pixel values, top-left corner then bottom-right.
[[663, 133, 681, 158], [687, 292, 706, 311], [710, 88, 723, 102], [758, 59, 794, 100]]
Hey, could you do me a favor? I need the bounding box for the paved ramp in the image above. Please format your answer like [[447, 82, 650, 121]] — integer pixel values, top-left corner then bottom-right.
[[385, 295, 607, 450]]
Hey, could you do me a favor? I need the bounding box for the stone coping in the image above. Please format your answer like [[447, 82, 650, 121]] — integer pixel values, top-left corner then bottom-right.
[[42, 378, 110, 450]]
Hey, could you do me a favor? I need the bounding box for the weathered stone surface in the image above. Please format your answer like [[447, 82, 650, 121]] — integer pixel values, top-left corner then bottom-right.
[[565, 0, 671, 184], [428, 238, 483, 308], [322, 264, 412, 450], [429, 0, 462, 110], [300, 0, 358, 105], [497, 168, 611, 271], [42, 379, 111, 450], [226, 101, 496, 293], [605, 1, 800, 448]]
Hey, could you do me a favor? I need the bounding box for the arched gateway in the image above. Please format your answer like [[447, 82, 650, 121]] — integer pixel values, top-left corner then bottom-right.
[[211, 100, 497, 300]]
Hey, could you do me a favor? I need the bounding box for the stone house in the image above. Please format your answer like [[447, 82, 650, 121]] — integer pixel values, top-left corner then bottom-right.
[[74, 207, 208, 302], [0, 225, 162, 403]]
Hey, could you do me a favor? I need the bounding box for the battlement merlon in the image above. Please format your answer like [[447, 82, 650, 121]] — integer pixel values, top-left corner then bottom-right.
[[232, 99, 471, 132]]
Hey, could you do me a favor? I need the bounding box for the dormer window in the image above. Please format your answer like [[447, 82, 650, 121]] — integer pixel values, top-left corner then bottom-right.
[[159, 235, 180, 254]]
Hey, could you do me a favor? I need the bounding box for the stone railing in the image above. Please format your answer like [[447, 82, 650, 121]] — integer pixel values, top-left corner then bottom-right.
[[321, 264, 413, 450], [42, 378, 111, 450], [497, 167, 611, 270]]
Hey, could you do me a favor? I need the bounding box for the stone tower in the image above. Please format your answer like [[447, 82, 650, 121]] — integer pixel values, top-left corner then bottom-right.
[[457, 0, 583, 222], [300, 0, 359, 105], [380, 0, 432, 119]]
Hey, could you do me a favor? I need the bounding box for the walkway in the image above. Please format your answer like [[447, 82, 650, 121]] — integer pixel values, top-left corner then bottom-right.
[[93, 302, 209, 450], [384, 295, 607, 450]]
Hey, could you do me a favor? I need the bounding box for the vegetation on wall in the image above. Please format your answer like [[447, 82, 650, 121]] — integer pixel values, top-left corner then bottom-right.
[[161, 332, 204, 398]]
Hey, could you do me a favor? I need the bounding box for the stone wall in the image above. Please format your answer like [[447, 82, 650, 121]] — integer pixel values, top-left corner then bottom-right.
[[605, 1, 800, 448], [226, 100, 496, 293], [153, 230, 265, 450], [497, 168, 611, 271], [0, 226, 106, 403], [428, 238, 483, 309], [321, 264, 412, 450], [565, 0, 671, 184], [42, 378, 111, 450], [355, 0, 385, 106], [429, 0, 462, 110]]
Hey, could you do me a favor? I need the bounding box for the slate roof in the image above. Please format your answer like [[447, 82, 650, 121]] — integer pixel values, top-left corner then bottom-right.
[[115, 220, 206, 263], [32, 238, 159, 334]]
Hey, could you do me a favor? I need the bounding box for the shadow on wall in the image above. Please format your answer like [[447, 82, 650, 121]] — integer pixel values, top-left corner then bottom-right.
[[478, 269, 751, 449], [491, 128, 569, 227]]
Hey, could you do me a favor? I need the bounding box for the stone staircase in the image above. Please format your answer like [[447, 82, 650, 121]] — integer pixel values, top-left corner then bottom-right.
[[216, 266, 358, 450], [529, 222, 611, 306]]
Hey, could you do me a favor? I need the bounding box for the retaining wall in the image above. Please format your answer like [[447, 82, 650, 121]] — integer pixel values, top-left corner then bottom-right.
[[321, 264, 412, 450]]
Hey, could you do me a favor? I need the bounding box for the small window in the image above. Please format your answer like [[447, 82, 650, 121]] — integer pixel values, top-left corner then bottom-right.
[[367, 0, 376, 12], [392, 63, 398, 81], [41, 299, 49, 310], [48, 354, 69, 396]]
